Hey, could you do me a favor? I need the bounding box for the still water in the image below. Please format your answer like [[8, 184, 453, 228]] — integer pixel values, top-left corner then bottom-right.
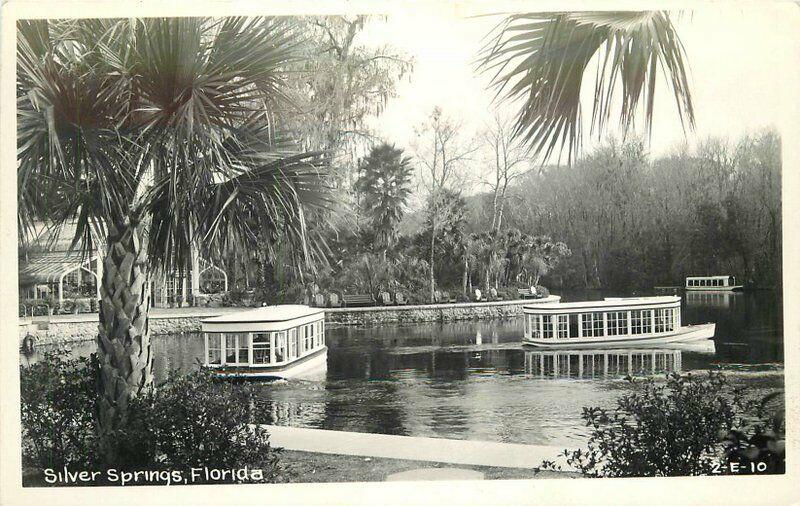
[[28, 290, 784, 447]]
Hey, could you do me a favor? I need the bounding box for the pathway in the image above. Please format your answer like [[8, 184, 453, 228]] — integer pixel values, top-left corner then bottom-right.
[[263, 425, 571, 470]]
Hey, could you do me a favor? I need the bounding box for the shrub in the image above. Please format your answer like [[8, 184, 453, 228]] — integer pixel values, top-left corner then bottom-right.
[[541, 371, 785, 477], [534, 284, 550, 298], [117, 369, 281, 482], [21, 354, 282, 485], [20, 350, 98, 471], [221, 287, 247, 307]]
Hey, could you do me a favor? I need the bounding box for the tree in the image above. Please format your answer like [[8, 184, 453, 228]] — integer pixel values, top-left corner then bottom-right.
[[478, 12, 694, 163], [287, 16, 413, 172], [413, 107, 478, 301], [17, 17, 330, 462], [354, 143, 414, 256], [481, 113, 531, 233]]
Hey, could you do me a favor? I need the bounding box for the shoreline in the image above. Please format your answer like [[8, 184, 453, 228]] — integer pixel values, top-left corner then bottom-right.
[[18, 296, 560, 346]]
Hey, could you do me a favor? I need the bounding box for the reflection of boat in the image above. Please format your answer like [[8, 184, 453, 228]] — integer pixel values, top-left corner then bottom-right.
[[524, 348, 682, 379], [522, 296, 715, 348], [685, 290, 735, 308], [686, 275, 743, 291], [201, 305, 327, 379]]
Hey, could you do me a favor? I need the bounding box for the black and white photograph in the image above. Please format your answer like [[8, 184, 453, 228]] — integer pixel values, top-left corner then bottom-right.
[[1, 1, 798, 504]]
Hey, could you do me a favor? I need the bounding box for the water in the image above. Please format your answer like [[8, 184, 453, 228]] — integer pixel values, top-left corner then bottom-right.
[[24, 290, 784, 447]]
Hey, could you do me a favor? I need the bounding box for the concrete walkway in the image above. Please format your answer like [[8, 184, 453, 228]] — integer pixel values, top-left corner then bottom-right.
[[264, 425, 570, 470]]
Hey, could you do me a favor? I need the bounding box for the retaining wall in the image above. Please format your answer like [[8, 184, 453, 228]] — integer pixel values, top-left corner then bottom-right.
[[18, 296, 559, 346]]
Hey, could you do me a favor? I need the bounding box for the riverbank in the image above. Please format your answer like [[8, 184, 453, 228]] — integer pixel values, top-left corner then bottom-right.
[[18, 296, 560, 346]]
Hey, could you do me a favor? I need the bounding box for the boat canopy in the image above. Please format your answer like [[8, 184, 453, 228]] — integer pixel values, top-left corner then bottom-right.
[[202, 304, 324, 333], [523, 296, 679, 314]]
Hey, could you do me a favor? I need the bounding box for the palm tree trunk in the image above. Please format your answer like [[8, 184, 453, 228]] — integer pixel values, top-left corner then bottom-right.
[[96, 215, 153, 463]]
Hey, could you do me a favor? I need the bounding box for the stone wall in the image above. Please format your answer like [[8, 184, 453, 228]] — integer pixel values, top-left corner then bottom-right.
[[325, 300, 537, 326], [19, 297, 559, 346]]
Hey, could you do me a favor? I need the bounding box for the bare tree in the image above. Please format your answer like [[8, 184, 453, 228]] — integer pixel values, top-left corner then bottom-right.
[[413, 107, 478, 301], [481, 113, 531, 233]]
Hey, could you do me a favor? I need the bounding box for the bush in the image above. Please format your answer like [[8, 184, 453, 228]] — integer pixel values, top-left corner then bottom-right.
[[540, 371, 785, 477], [221, 287, 247, 307], [21, 354, 282, 485], [20, 350, 98, 471], [534, 284, 550, 298], [117, 370, 281, 482]]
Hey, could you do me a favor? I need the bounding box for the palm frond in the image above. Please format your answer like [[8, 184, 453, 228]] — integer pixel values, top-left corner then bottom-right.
[[478, 11, 694, 164]]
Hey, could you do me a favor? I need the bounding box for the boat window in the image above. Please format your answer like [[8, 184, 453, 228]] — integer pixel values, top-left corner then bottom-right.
[[207, 333, 222, 365], [631, 310, 644, 334], [275, 331, 286, 363], [542, 315, 554, 338], [607, 311, 627, 336], [581, 313, 604, 337], [289, 328, 297, 359], [252, 333, 271, 364], [321, 320, 326, 346], [529, 315, 541, 339], [568, 314, 580, 338], [236, 334, 250, 364], [655, 308, 675, 333], [557, 315, 569, 338], [225, 333, 248, 364]]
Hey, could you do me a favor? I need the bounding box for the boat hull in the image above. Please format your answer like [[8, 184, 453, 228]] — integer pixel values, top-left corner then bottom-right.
[[523, 323, 715, 349], [207, 346, 328, 380]]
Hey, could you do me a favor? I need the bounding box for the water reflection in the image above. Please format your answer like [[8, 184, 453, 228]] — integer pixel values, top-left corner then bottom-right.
[[685, 290, 738, 308], [523, 348, 682, 379]]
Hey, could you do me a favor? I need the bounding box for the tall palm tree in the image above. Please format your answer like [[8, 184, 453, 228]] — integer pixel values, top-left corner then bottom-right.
[[354, 143, 413, 256], [17, 17, 330, 462], [479, 11, 694, 163]]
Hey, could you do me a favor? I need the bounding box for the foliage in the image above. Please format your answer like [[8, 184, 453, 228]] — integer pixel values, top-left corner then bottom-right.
[[354, 143, 414, 252], [286, 16, 413, 159], [20, 350, 98, 471], [499, 133, 780, 290], [478, 12, 693, 163], [20, 354, 281, 485], [721, 390, 785, 474], [17, 18, 331, 273], [540, 371, 785, 477], [118, 369, 280, 482]]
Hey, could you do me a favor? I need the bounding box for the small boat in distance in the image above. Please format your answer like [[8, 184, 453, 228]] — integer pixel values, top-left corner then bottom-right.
[[522, 296, 715, 348], [201, 305, 327, 379], [685, 275, 743, 291]]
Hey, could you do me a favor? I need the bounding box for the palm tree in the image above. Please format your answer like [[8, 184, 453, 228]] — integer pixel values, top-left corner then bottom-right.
[[479, 11, 694, 163], [354, 143, 413, 256], [17, 17, 330, 462]]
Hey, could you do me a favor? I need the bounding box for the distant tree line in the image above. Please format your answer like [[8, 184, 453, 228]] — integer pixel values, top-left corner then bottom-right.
[[492, 131, 781, 291]]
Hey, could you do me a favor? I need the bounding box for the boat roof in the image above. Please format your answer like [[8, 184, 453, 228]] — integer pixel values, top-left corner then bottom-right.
[[686, 275, 733, 279], [201, 305, 324, 324], [524, 296, 680, 311]]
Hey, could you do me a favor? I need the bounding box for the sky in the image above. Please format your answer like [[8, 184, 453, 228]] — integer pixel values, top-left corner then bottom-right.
[[359, 5, 793, 168]]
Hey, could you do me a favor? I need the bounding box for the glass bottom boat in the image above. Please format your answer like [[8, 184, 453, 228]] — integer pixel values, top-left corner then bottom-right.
[[201, 305, 328, 379], [522, 296, 715, 348]]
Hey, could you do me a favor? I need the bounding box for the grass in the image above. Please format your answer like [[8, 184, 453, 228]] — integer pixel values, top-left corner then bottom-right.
[[277, 449, 575, 483]]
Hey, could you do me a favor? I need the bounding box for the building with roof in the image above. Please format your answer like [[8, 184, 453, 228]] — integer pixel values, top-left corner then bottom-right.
[[19, 222, 228, 310]]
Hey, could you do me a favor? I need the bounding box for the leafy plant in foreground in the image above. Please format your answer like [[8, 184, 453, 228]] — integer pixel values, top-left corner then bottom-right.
[[540, 371, 785, 477]]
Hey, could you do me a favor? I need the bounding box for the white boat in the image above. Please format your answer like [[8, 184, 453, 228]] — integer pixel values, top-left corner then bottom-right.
[[201, 305, 327, 379], [522, 296, 715, 348], [685, 275, 743, 291]]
